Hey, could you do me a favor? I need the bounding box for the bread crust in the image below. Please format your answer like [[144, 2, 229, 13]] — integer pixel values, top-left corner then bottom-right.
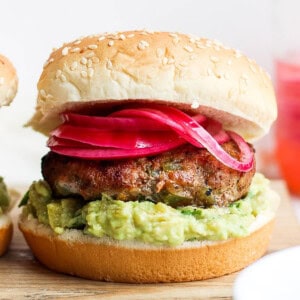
[[29, 31, 276, 141], [0, 54, 18, 106], [19, 218, 274, 283], [0, 215, 13, 256]]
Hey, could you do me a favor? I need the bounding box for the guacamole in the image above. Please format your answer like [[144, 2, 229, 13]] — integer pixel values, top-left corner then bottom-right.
[[21, 173, 277, 246], [0, 177, 10, 215]]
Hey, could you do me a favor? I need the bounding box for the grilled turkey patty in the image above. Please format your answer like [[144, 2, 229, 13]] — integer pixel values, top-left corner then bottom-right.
[[41, 141, 255, 208]]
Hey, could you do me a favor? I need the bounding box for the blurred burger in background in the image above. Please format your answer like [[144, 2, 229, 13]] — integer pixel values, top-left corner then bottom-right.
[[0, 54, 18, 255], [19, 31, 279, 282]]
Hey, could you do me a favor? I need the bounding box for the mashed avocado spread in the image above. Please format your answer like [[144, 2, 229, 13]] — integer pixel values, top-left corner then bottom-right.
[[0, 177, 10, 215], [21, 173, 277, 246]]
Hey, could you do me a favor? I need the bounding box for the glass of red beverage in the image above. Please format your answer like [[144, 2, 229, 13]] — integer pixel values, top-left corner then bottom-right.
[[273, 1, 300, 194], [275, 61, 300, 194]]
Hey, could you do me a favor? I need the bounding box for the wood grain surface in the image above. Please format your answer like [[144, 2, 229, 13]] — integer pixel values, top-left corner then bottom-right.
[[0, 181, 299, 300]]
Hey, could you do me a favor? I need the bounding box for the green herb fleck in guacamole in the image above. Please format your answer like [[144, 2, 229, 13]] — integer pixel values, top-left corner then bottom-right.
[[21, 173, 278, 246]]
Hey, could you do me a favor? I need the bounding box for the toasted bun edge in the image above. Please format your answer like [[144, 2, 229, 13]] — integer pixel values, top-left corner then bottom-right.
[[19, 216, 275, 282]]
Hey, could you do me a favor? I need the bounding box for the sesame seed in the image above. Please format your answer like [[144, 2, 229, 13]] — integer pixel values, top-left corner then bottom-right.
[[214, 46, 220, 51], [56, 70, 62, 78], [191, 100, 200, 109], [70, 47, 81, 53], [247, 57, 253, 63], [80, 57, 87, 65], [87, 59, 93, 68], [40, 89, 46, 97], [144, 29, 155, 34], [119, 34, 126, 40], [227, 60, 232, 65], [81, 70, 88, 78], [137, 40, 149, 50], [108, 40, 114, 47], [179, 62, 188, 67], [92, 57, 100, 63], [88, 44, 98, 50], [196, 43, 206, 49], [183, 45, 193, 53], [169, 33, 178, 38], [241, 73, 249, 85], [98, 36, 105, 41], [62, 47, 69, 56], [234, 50, 242, 58], [108, 32, 118, 38], [74, 40, 81, 45], [210, 56, 219, 63], [85, 52, 95, 58], [60, 74, 67, 82], [189, 38, 196, 44], [52, 47, 58, 52], [172, 38, 180, 45], [224, 73, 229, 80], [70, 61, 78, 71], [87, 68, 94, 78], [127, 33, 135, 38], [162, 57, 168, 65], [250, 65, 257, 73], [156, 48, 164, 58], [106, 59, 113, 70], [0, 77, 4, 85]]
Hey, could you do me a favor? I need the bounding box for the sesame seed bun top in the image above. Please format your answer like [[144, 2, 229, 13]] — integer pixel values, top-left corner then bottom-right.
[[0, 54, 18, 106], [29, 30, 277, 141]]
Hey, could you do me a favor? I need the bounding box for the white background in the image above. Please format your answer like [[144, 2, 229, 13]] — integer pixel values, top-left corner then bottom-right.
[[0, 0, 275, 187]]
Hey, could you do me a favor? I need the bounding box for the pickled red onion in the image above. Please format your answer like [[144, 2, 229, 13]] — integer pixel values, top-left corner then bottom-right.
[[110, 105, 254, 171], [50, 124, 181, 149], [62, 113, 171, 131], [62, 112, 207, 131], [48, 104, 253, 172], [49, 139, 186, 159]]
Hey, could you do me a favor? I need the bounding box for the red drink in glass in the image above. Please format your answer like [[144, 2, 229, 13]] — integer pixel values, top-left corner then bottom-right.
[[275, 60, 300, 194]]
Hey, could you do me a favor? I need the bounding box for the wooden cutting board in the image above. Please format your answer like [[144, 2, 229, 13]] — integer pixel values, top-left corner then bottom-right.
[[0, 181, 299, 300]]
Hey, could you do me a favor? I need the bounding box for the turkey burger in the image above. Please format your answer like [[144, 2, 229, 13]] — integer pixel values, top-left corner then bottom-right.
[[19, 31, 279, 282]]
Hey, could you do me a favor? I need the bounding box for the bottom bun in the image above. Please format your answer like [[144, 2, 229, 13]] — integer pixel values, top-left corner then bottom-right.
[[19, 217, 275, 283], [0, 215, 13, 256]]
